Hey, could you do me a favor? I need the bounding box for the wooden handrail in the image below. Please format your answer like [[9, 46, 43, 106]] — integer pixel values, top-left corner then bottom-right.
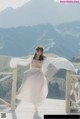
[[71, 80, 78, 102], [0, 75, 11, 84], [0, 69, 17, 110], [0, 98, 11, 107], [11, 67, 17, 110], [0, 72, 12, 75]]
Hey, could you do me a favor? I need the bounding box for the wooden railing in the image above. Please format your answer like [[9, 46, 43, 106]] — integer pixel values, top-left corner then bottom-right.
[[0, 68, 17, 110], [0, 67, 79, 112], [66, 71, 80, 113]]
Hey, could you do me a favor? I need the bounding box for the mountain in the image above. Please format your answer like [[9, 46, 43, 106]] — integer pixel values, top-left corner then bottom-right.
[[0, 0, 80, 27], [0, 22, 80, 59]]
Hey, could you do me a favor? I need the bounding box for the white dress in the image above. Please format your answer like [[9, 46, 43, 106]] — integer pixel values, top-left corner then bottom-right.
[[16, 59, 48, 108]]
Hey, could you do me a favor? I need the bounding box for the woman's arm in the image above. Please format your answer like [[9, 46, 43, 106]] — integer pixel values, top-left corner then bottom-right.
[[10, 55, 33, 68]]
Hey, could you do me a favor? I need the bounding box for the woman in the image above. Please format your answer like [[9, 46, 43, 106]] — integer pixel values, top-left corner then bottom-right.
[[10, 45, 77, 113], [16, 46, 48, 112]]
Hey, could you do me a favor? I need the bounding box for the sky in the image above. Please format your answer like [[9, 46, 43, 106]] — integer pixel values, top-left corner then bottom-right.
[[0, 0, 30, 12]]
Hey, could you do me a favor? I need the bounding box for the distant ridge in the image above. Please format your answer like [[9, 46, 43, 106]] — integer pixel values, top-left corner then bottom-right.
[[0, 0, 80, 27], [0, 23, 80, 59]]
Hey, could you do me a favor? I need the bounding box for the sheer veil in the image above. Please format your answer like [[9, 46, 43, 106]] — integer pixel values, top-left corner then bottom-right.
[[10, 54, 78, 77], [42, 56, 78, 75]]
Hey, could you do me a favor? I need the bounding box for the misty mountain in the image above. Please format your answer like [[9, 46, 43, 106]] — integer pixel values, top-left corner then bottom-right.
[[0, 0, 80, 27], [0, 22, 80, 59]]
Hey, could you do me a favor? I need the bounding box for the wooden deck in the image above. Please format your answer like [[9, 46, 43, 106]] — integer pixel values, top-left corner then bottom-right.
[[0, 99, 67, 119]]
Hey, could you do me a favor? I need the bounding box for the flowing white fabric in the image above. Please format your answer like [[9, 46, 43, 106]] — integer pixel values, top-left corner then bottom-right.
[[9, 54, 78, 109], [10, 55, 33, 68], [42, 56, 78, 74], [16, 68, 48, 108], [10, 55, 77, 73]]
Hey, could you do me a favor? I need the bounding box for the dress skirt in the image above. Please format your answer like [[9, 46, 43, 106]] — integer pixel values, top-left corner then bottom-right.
[[16, 68, 48, 108]]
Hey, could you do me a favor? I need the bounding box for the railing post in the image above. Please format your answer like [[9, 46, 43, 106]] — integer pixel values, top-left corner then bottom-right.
[[11, 67, 17, 110], [78, 79, 80, 100], [66, 70, 71, 113]]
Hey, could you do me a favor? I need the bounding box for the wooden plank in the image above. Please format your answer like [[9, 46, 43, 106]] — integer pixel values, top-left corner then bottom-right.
[[0, 75, 11, 84], [65, 71, 71, 113], [11, 68, 17, 110], [71, 75, 78, 81], [0, 72, 12, 75], [71, 75, 80, 104], [70, 82, 78, 95], [71, 82, 78, 102], [0, 98, 11, 107], [78, 80, 80, 100], [76, 99, 80, 104]]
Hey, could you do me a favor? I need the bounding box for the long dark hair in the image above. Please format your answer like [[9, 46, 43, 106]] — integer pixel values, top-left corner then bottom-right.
[[33, 46, 46, 61]]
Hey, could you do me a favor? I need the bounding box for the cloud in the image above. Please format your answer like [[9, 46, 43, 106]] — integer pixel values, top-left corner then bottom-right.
[[0, 0, 30, 11]]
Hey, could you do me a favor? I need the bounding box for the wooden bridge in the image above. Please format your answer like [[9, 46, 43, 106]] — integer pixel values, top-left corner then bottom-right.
[[0, 68, 80, 118]]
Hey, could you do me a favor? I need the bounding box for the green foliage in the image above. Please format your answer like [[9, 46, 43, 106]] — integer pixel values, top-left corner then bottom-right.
[[47, 77, 66, 99]]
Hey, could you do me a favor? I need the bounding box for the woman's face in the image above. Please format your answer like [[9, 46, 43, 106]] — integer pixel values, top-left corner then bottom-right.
[[36, 49, 42, 56]]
